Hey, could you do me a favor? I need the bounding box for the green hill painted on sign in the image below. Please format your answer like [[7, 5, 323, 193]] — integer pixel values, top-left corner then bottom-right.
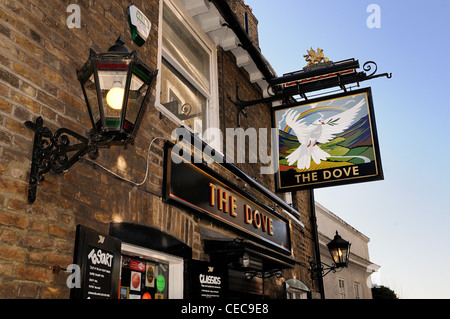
[[278, 115, 375, 168]]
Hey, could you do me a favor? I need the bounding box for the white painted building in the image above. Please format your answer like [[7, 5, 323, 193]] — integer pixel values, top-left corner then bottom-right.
[[315, 202, 380, 299]]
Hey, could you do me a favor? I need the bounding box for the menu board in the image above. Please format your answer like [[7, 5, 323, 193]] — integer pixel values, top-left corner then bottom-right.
[[71, 225, 122, 299]]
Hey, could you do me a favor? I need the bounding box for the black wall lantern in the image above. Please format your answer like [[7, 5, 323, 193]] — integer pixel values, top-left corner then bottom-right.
[[309, 231, 351, 279], [25, 37, 157, 204], [327, 231, 351, 268]]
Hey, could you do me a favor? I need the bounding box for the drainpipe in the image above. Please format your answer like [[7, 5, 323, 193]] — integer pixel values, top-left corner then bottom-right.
[[310, 189, 325, 299]]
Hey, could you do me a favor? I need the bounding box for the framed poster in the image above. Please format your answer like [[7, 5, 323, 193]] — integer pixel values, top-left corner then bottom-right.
[[120, 255, 169, 299], [273, 87, 383, 192]]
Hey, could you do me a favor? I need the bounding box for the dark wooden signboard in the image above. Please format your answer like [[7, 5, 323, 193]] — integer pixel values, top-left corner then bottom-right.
[[164, 145, 291, 255]]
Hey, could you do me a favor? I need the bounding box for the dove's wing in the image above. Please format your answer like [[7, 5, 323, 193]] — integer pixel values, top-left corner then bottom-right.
[[285, 109, 310, 144], [318, 100, 365, 144]]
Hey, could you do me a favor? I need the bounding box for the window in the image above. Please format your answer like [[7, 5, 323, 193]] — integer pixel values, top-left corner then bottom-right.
[[157, 0, 218, 144], [338, 278, 346, 299], [353, 282, 361, 299], [120, 254, 169, 299], [244, 12, 249, 35], [120, 243, 184, 299], [286, 289, 308, 299]]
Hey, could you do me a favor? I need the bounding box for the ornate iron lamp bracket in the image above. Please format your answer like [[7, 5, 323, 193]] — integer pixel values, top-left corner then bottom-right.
[[25, 116, 112, 204], [24, 38, 156, 204], [308, 257, 337, 280]]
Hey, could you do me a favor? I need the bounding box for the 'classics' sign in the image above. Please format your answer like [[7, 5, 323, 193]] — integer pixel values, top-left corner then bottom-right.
[[191, 260, 227, 299], [164, 146, 291, 254]]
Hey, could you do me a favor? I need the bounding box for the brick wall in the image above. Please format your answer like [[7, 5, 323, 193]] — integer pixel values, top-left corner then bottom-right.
[[218, 47, 274, 188], [263, 190, 318, 299], [226, 0, 260, 50], [0, 0, 168, 299], [0, 0, 318, 299]]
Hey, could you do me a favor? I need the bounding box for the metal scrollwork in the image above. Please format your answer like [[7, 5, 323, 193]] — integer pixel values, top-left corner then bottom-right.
[[363, 61, 378, 77], [246, 269, 284, 280], [25, 117, 97, 203], [363, 60, 392, 79], [181, 103, 192, 116]]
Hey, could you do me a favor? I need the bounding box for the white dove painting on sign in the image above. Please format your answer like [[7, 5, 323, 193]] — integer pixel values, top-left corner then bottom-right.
[[274, 88, 383, 192], [284, 99, 364, 170]]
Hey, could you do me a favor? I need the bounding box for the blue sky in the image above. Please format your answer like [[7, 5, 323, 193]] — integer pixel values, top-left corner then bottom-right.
[[246, 0, 450, 298]]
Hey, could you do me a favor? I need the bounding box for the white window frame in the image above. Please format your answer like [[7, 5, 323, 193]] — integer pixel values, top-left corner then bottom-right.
[[156, 0, 220, 150], [121, 242, 184, 299], [338, 278, 346, 299], [286, 288, 308, 299], [353, 281, 361, 299]]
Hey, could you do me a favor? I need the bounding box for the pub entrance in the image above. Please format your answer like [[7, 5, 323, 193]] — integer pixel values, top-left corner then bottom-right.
[[202, 229, 296, 299], [228, 268, 264, 299]]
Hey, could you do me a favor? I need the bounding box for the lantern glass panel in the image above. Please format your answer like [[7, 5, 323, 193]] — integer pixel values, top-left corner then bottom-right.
[[330, 248, 338, 264], [330, 247, 348, 267], [98, 69, 128, 130], [83, 73, 100, 128], [124, 71, 148, 133]]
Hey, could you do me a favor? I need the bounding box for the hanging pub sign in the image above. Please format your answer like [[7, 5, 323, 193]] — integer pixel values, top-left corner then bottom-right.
[[164, 144, 292, 255], [273, 87, 383, 192], [71, 225, 122, 299]]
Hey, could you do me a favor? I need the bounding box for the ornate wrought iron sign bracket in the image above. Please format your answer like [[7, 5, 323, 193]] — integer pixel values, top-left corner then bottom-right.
[[227, 84, 284, 127], [228, 57, 392, 127]]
